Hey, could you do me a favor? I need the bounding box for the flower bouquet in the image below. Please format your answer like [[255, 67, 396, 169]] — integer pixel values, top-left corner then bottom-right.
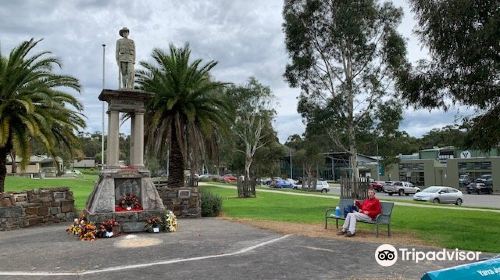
[[66, 218, 82, 235], [80, 222, 97, 241], [66, 215, 97, 241], [97, 218, 120, 238], [163, 210, 177, 232], [145, 216, 162, 233], [116, 193, 143, 212]]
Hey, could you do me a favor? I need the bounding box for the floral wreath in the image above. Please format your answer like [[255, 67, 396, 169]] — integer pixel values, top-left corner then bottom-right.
[[119, 193, 141, 208]]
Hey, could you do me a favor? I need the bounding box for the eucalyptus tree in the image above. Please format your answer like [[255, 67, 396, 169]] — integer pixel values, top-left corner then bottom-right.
[[398, 0, 499, 149], [0, 39, 85, 192], [283, 0, 408, 182], [284, 134, 326, 189], [226, 78, 276, 182], [136, 44, 232, 188]]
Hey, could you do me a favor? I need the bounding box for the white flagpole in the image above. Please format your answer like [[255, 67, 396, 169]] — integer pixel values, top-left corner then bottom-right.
[[101, 44, 106, 170]]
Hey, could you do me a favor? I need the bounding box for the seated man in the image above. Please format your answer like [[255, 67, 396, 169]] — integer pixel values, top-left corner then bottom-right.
[[337, 188, 381, 237]]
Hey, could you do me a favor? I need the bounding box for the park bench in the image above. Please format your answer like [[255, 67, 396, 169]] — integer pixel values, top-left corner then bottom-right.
[[324, 198, 394, 237]]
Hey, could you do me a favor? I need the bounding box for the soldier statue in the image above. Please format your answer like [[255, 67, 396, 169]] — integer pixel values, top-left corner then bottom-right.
[[116, 27, 135, 89]]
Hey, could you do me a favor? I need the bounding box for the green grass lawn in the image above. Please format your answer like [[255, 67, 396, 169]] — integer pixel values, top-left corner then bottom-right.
[[203, 184, 500, 253], [4, 175, 98, 210], [4, 177, 499, 252]]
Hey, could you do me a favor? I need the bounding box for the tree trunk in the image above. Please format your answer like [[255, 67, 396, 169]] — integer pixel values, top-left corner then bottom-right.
[[244, 154, 252, 182], [10, 151, 17, 174], [346, 68, 359, 196], [0, 146, 10, 193], [168, 127, 185, 188]]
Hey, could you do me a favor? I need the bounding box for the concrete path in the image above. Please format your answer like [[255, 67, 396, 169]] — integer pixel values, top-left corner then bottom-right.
[[206, 183, 500, 213], [0, 219, 475, 280]]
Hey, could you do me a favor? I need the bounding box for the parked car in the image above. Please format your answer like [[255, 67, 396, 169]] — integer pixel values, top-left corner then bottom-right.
[[62, 170, 81, 177], [413, 186, 463, 205], [384, 181, 420, 196], [198, 174, 223, 182], [369, 181, 385, 192], [274, 179, 294, 189], [475, 174, 493, 187], [223, 174, 237, 183], [286, 178, 297, 185], [259, 177, 271, 185], [459, 174, 471, 186], [293, 180, 330, 193], [466, 182, 493, 194], [316, 180, 330, 193]]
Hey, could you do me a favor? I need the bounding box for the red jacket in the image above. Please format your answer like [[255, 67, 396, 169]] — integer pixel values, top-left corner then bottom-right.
[[355, 197, 382, 220]]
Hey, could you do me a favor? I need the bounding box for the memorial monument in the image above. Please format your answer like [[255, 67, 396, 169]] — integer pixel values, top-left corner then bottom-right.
[[84, 28, 165, 232]]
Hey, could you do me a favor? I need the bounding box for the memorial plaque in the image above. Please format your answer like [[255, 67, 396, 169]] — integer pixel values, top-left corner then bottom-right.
[[178, 189, 191, 199], [115, 178, 141, 203]]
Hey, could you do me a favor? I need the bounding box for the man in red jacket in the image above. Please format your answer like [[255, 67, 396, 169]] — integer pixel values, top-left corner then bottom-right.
[[337, 188, 381, 237]]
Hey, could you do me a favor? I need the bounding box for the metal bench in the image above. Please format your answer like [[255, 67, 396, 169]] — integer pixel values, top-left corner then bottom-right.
[[325, 198, 394, 237]]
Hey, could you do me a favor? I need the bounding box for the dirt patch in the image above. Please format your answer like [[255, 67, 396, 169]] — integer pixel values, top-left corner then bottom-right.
[[220, 217, 437, 248], [114, 235, 163, 248]]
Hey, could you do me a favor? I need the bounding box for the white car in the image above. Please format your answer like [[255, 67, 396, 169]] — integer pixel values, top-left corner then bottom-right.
[[294, 180, 330, 193], [413, 186, 463, 205], [384, 181, 420, 196]]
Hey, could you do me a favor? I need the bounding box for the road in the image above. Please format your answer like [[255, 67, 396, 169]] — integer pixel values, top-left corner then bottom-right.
[[327, 186, 500, 209], [206, 183, 500, 212]]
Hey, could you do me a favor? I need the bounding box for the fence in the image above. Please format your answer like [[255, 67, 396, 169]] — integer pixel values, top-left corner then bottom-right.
[[339, 178, 370, 200], [237, 177, 256, 198]]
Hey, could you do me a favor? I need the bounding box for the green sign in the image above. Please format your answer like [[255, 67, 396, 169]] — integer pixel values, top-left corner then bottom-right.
[[378, 165, 384, 176]]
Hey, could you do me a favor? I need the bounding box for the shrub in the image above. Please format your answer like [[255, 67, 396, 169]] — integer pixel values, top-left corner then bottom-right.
[[201, 189, 223, 217]]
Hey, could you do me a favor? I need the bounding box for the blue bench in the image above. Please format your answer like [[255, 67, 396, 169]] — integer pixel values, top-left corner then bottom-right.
[[325, 198, 394, 237]]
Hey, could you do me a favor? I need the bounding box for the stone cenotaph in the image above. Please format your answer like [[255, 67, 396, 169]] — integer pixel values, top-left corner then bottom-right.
[[85, 27, 165, 232]]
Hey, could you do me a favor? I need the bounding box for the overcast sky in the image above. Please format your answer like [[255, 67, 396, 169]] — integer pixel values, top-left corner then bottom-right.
[[0, 0, 474, 143]]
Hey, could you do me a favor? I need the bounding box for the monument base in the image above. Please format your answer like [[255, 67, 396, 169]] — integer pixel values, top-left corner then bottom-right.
[[155, 185, 201, 218], [85, 167, 165, 233]]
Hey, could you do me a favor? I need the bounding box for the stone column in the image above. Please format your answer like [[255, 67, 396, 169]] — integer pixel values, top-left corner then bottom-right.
[[107, 110, 120, 167], [131, 112, 144, 167], [129, 114, 135, 166]]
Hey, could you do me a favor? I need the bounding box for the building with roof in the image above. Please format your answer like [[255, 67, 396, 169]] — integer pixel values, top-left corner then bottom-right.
[[383, 147, 499, 193], [6, 155, 63, 178]]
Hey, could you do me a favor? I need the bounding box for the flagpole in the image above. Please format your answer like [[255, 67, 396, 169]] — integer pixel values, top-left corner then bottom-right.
[[101, 44, 106, 170]]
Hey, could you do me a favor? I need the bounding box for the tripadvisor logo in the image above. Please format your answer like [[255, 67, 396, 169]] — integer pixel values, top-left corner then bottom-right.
[[375, 244, 398, 267], [375, 244, 481, 267]]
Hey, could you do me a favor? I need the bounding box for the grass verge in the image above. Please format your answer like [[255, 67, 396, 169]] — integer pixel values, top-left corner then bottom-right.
[[203, 183, 500, 253]]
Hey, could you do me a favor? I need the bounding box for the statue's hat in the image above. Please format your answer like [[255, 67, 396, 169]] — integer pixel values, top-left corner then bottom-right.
[[119, 27, 129, 37]]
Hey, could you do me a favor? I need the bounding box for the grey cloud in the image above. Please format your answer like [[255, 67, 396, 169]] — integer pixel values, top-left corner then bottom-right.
[[1, 0, 459, 145]]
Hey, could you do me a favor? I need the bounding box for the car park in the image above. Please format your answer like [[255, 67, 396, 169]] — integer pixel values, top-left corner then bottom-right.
[[413, 186, 463, 205], [466, 182, 493, 194], [383, 181, 420, 196]]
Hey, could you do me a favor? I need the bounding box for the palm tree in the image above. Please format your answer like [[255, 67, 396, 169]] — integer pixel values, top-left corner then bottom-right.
[[0, 39, 85, 192], [136, 44, 232, 188]]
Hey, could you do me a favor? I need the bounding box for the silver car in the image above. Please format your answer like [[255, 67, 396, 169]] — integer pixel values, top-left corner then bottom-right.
[[413, 186, 463, 205]]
